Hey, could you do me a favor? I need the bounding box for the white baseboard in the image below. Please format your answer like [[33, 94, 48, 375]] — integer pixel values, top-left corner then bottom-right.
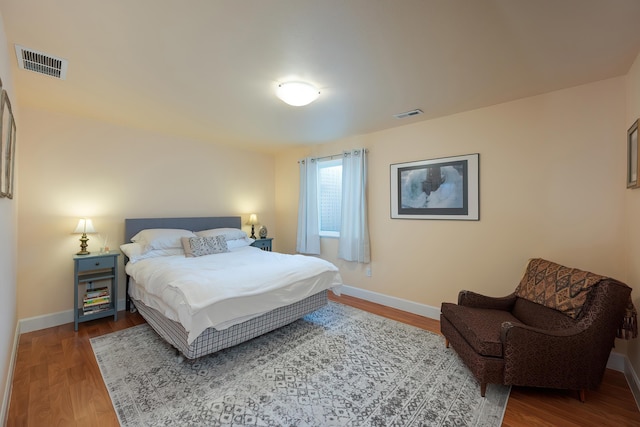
[[606, 350, 626, 372], [1, 321, 20, 427], [20, 308, 73, 334], [19, 298, 127, 333], [339, 285, 441, 320], [607, 352, 640, 410], [623, 353, 640, 410]]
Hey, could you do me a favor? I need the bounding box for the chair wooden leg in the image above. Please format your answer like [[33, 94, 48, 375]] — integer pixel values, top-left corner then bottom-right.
[[445, 338, 449, 348], [480, 383, 487, 397], [579, 389, 586, 402]]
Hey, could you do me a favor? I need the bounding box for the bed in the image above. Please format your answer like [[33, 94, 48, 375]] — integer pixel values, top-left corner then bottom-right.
[[123, 216, 342, 359]]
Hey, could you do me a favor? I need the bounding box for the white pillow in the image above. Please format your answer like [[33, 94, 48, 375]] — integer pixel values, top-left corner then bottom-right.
[[131, 228, 196, 253], [195, 227, 247, 241], [120, 242, 143, 260], [138, 248, 185, 260], [226, 237, 255, 249], [120, 242, 184, 263]]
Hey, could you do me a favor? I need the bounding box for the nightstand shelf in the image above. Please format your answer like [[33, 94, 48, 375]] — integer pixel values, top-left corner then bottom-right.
[[73, 251, 120, 331], [251, 238, 273, 251]]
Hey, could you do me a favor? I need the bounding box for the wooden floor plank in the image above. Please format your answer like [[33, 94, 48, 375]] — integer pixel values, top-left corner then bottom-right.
[[7, 296, 640, 426], [48, 381, 75, 427]]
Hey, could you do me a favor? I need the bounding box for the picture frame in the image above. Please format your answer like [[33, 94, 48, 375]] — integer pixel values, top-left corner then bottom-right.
[[390, 153, 479, 220], [0, 88, 16, 199], [0, 78, 3, 196], [627, 119, 639, 189]]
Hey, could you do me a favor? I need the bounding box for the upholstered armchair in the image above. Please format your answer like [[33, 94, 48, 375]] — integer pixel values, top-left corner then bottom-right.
[[440, 258, 634, 401]]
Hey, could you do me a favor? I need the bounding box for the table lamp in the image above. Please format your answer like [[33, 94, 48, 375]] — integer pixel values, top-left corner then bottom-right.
[[246, 214, 258, 239], [73, 218, 96, 255]]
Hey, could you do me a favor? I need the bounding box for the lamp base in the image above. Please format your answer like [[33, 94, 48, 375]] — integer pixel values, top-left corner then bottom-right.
[[77, 234, 91, 256], [250, 225, 256, 239]]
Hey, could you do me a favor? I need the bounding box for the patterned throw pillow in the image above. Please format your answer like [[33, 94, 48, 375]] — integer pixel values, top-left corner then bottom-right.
[[515, 258, 606, 319], [181, 235, 229, 257]]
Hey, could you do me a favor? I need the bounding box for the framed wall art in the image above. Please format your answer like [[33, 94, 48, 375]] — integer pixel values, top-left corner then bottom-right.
[[0, 88, 16, 199], [390, 153, 479, 220], [627, 119, 639, 189]]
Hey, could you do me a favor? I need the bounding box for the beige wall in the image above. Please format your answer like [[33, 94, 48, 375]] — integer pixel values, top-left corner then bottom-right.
[[0, 8, 16, 422], [625, 51, 640, 376], [16, 107, 276, 319], [276, 77, 627, 310]]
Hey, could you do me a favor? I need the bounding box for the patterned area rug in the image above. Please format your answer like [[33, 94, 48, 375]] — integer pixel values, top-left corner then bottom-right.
[[91, 302, 510, 426]]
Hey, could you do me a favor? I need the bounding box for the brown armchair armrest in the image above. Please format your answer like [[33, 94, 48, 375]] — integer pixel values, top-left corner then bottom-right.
[[499, 321, 595, 388], [458, 290, 517, 311], [500, 321, 583, 342]]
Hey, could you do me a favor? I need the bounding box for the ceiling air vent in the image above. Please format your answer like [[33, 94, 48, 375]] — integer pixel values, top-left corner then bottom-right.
[[394, 109, 423, 119], [14, 45, 68, 80]]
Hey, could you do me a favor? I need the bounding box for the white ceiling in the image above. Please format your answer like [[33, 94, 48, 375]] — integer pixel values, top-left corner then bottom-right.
[[1, 0, 640, 151]]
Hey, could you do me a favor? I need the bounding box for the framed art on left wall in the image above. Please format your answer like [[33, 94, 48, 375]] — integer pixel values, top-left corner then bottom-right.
[[628, 119, 639, 189], [0, 87, 16, 199]]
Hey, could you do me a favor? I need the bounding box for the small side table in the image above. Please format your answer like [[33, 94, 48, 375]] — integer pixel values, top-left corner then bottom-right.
[[251, 238, 273, 251], [73, 251, 119, 331]]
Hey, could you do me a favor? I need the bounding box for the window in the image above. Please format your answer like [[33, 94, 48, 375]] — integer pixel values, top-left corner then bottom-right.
[[317, 158, 342, 237], [297, 149, 369, 260]]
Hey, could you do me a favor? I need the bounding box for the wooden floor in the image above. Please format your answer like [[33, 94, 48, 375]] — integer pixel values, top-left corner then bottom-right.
[[6, 294, 640, 426]]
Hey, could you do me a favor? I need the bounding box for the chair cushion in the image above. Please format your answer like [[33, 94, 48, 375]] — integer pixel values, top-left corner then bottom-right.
[[441, 302, 520, 357], [515, 258, 606, 319]]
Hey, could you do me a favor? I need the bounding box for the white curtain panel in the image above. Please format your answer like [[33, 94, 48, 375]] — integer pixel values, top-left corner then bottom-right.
[[296, 157, 321, 254], [338, 149, 371, 263]]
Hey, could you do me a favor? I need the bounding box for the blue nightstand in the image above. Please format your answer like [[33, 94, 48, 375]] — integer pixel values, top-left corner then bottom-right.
[[251, 238, 273, 251], [73, 251, 120, 331]]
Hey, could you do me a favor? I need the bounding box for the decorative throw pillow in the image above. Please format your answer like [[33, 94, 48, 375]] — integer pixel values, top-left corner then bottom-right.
[[515, 258, 606, 319], [181, 235, 229, 257]]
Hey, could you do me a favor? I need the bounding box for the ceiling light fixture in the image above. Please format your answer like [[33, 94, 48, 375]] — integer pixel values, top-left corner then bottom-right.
[[276, 81, 320, 106]]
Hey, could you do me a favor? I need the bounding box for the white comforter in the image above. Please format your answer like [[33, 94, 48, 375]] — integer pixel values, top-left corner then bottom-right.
[[126, 246, 342, 344]]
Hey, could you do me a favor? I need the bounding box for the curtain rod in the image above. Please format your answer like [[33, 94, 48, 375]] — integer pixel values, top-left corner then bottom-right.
[[298, 149, 369, 163], [314, 153, 343, 161]]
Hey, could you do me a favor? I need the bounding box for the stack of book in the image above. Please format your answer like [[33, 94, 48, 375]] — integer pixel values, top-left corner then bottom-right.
[[83, 286, 111, 315]]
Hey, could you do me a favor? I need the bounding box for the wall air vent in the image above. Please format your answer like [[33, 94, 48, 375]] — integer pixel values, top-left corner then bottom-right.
[[14, 44, 68, 80], [394, 109, 423, 119]]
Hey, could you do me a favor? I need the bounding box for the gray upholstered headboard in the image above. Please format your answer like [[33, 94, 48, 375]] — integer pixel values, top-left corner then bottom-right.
[[124, 216, 242, 243]]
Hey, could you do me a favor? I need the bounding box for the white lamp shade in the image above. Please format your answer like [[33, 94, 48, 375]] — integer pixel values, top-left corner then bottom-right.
[[246, 214, 259, 225], [73, 218, 96, 234], [276, 82, 320, 106]]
